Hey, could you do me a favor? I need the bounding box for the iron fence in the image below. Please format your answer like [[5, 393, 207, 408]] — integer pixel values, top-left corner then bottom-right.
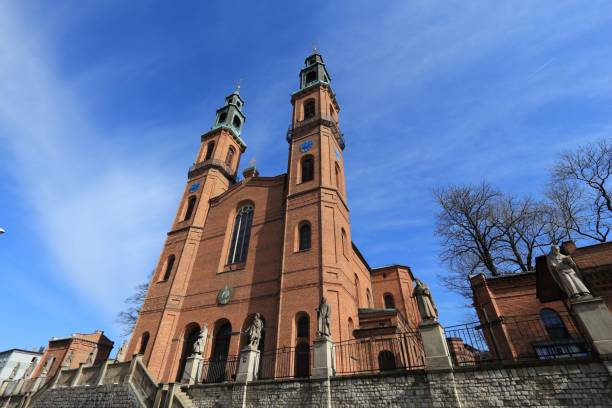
[[445, 312, 591, 367], [257, 346, 313, 380], [200, 355, 239, 384], [334, 332, 425, 375]]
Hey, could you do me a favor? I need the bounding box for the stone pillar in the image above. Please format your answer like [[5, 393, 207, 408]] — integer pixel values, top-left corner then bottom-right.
[[570, 296, 612, 357], [70, 364, 85, 387], [0, 381, 9, 396], [235, 346, 261, 383], [96, 360, 112, 386], [312, 336, 335, 379], [420, 320, 453, 370], [181, 355, 204, 384]]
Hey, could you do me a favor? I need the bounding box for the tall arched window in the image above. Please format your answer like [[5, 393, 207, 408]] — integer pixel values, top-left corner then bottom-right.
[[301, 155, 314, 183], [207, 322, 233, 382], [354, 274, 361, 307], [139, 332, 150, 355], [162, 255, 175, 281], [297, 314, 309, 338], [348, 318, 354, 337], [335, 163, 342, 191], [366, 289, 372, 308], [225, 147, 235, 167], [184, 196, 197, 221], [384, 293, 395, 309], [299, 222, 311, 251], [304, 99, 316, 119], [176, 324, 201, 381], [227, 204, 254, 264], [540, 309, 570, 340], [341, 228, 347, 257], [232, 115, 241, 129], [205, 141, 215, 161]]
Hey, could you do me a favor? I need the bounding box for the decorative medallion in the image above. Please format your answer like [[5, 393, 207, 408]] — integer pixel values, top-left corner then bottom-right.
[[217, 285, 233, 305], [300, 140, 313, 153], [189, 182, 201, 193]]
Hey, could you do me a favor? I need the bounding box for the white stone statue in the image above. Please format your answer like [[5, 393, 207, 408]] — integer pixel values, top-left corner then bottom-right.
[[246, 314, 264, 348], [414, 279, 438, 322], [8, 362, 21, 380], [192, 324, 208, 356], [316, 297, 331, 337], [115, 341, 128, 362], [546, 245, 591, 299], [61, 350, 73, 369]]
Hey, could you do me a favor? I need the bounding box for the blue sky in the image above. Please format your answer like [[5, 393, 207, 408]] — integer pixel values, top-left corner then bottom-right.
[[1, 1, 611, 351]]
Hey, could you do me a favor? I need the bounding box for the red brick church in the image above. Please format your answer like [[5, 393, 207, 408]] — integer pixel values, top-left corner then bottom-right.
[[126, 51, 422, 383]]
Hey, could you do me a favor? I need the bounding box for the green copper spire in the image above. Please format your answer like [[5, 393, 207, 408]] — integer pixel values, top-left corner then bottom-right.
[[212, 83, 246, 138], [299, 50, 331, 90]]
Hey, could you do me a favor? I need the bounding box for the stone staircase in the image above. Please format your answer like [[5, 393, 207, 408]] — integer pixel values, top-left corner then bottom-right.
[[172, 387, 196, 408]]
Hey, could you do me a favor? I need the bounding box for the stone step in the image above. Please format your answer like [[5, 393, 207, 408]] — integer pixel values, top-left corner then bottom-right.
[[174, 388, 197, 408]]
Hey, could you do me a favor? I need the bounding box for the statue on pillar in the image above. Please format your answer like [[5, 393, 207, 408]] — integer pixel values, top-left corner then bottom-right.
[[414, 279, 438, 322], [85, 347, 97, 366], [61, 350, 73, 369], [316, 297, 331, 338], [192, 324, 208, 355], [246, 314, 263, 348], [115, 341, 127, 362], [546, 245, 591, 299]]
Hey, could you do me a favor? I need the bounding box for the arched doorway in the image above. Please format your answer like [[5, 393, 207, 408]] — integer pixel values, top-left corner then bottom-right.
[[295, 342, 310, 377], [378, 350, 396, 371], [207, 322, 233, 382], [176, 324, 201, 382]]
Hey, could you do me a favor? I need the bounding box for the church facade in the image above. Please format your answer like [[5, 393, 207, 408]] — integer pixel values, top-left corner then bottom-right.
[[126, 51, 421, 383]]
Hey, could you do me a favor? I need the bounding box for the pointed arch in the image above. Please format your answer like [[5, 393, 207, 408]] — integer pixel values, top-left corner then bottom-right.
[[227, 204, 254, 264]]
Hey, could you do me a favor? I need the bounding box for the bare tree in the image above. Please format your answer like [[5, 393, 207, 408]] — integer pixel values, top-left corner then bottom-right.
[[548, 138, 611, 242], [116, 279, 150, 337]]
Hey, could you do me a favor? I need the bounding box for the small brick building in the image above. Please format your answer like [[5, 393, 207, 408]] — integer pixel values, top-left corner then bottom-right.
[[126, 51, 422, 383], [470, 241, 612, 361]]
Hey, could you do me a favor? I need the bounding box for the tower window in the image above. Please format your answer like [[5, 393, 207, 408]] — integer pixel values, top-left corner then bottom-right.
[[304, 99, 316, 120], [341, 228, 347, 257], [335, 163, 342, 191], [297, 314, 309, 338], [225, 147, 235, 167], [232, 115, 242, 129], [305, 70, 317, 84], [300, 155, 314, 183], [299, 222, 311, 251], [184, 196, 197, 221], [227, 204, 254, 264], [384, 293, 395, 309], [162, 255, 175, 281], [139, 332, 150, 355], [205, 141, 215, 161], [540, 309, 570, 340], [366, 289, 372, 308], [218, 112, 227, 124]]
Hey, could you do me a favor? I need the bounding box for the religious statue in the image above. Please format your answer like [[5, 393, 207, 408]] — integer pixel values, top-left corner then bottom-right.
[[86, 347, 98, 366], [316, 297, 331, 337], [546, 245, 591, 299], [414, 279, 438, 322], [115, 341, 127, 362], [8, 362, 21, 380], [192, 324, 208, 355], [23, 359, 37, 379], [246, 314, 263, 348], [61, 350, 73, 369]]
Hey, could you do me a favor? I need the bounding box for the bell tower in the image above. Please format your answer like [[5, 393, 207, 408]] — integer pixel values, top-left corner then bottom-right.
[[277, 50, 359, 349], [126, 87, 248, 381]]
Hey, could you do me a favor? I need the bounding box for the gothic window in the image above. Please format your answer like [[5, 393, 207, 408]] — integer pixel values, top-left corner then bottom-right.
[[378, 350, 396, 371], [227, 204, 254, 264], [162, 255, 175, 281], [341, 228, 347, 257], [184, 196, 197, 221], [301, 155, 314, 183], [225, 147, 235, 167], [232, 115, 242, 129], [384, 293, 395, 309], [205, 141, 215, 161], [335, 163, 342, 191], [218, 112, 227, 124], [304, 99, 316, 120], [299, 222, 311, 251], [139, 332, 150, 355], [297, 314, 309, 338], [305, 70, 317, 84], [540, 309, 570, 340]]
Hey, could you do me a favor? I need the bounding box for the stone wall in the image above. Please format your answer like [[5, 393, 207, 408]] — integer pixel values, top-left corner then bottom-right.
[[27, 384, 140, 408], [186, 359, 612, 407]]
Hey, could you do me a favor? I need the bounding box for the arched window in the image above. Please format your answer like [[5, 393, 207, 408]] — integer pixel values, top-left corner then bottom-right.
[[341, 228, 347, 256], [139, 332, 150, 355], [378, 350, 396, 371], [232, 115, 241, 129], [299, 223, 311, 251], [305, 70, 317, 84], [301, 155, 314, 183], [162, 255, 175, 281], [184, 196, 197, 221], [295, 343, 310, 377], [225, 147, 235, 167], [335, 163, 342, 191], [354, 274, 361, 307], [297, 314, 309, 338], [540, 309, 570, 340], [176, 324, 201, 382], [348, 318, 354, 337], [384, 293, 395, 309], [205, 141, 215, 161], [304, 99, 316, 120], [366, 289, 372, 308], [207, 322, 233, 382], [227, 204, 254, 264], [218, 112, 227, 124]]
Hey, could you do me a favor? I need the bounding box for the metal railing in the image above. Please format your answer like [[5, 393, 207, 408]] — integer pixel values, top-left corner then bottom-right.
[[445, 312, 591, 367], [334, 332, 425, 375], [200, 356, 239, 384], [257, 346, 313, 380]]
